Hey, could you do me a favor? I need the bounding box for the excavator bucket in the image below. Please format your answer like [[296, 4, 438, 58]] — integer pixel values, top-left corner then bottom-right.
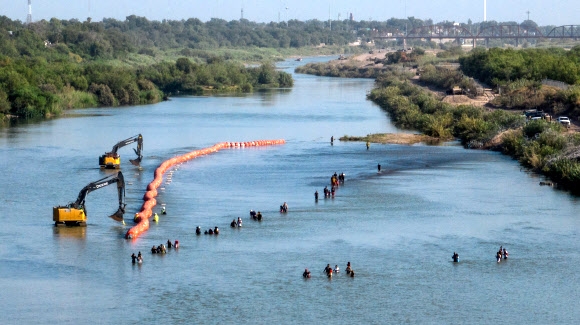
[[130, 146, 143, 166], [129, 157, 142, 166], [108, 207, 125, 222]]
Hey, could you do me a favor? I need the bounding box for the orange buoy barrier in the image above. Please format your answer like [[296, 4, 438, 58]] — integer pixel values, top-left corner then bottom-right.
[[125, 139, 285, 239]]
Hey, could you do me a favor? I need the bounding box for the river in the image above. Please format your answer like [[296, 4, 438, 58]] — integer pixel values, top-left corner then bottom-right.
[[0, 57, 578, 324]]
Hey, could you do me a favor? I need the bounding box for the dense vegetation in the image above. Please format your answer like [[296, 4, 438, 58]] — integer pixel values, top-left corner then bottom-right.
[[419, 64, 477, 94], [368, 74, 525, 144], [458, 47, 580, 119], [0, 54, 292, 120], [460, 47, 580, 86], [295, 61, 387, 79], [368, 70, 580, 189], [0, 16, 293, 122]]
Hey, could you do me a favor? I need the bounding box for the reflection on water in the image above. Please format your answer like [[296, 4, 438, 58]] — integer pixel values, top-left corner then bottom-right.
[[53, 226, 87, 240]]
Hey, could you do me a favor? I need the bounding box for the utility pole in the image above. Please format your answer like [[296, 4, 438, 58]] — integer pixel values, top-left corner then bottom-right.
[[526, 10, 530, 21], [241, 0, 244, 20], [26, 0, 32, 24], [404, 0, 407, 49], [329, 4, 331, 31]]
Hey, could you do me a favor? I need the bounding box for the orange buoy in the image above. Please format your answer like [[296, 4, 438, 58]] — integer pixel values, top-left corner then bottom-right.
[[125, 139, 286, 239]]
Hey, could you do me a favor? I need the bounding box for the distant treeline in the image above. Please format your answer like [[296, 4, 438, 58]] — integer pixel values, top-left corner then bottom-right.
[[0, 16, 360, 60], [0, 15, 554, 60]]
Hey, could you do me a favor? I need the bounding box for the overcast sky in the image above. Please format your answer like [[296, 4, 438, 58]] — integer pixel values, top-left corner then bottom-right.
[[2, 0, 577, 26]]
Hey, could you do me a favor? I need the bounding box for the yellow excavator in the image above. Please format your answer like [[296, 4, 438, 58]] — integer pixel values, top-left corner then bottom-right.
[[99, 134, 143, 169], [53, 171, 126, 226]]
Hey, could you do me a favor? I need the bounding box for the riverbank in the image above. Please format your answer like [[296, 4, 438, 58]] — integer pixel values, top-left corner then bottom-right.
[[368, 70, 580, 190], [297, 51, 580, 190]]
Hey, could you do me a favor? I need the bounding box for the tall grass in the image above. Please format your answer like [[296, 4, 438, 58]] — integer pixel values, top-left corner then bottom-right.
[[57, 86, 98, 109]]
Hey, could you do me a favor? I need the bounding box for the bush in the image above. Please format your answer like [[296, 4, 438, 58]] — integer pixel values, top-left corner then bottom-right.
[[500, 129, 525, 156], [58, 86, 98, 109], [89, 83, 115, 106], [522, 119, 558, 139], [547, 158, 580, 184]]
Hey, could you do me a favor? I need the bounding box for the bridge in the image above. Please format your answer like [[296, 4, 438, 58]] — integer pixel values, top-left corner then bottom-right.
[[374, 24, 580, 47]]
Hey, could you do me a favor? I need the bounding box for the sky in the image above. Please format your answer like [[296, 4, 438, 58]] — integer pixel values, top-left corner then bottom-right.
[[1, 0, 578, 26]]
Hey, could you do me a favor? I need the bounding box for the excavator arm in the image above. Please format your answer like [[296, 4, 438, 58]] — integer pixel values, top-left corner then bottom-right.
[[53, 171, 126, 226], [99, 134, 143, 168]]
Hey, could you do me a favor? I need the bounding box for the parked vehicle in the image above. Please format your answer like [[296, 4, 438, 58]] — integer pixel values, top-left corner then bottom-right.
[[556, 116, 571, 127], [524, 110, 547, 119]]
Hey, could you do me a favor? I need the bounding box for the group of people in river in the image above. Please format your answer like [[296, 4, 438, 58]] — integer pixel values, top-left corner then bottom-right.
[[197, 226, 220, 235], [151, 206, 167, 223], [330, 172, 345, 187], [305, 261, 354, 279], [230, 217, 243, 228], [451, 246, 509, 263], [249, 210, 263, 221], [279, 202, 288, 213], [496, 246, 509, 262], [319, 172, 345, 200], [130, 207, 180, 263], [321, 186, 334, 198], [131, 252, 143, 264], [195, 204, 282, 237], [150, 239, 179, 254]]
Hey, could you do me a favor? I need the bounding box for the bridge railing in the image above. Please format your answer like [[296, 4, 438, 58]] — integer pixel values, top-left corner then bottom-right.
[[546, 25, 580, 38]]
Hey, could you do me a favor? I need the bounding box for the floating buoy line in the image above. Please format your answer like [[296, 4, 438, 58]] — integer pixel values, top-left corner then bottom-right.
[[125, 139, 286, 239]]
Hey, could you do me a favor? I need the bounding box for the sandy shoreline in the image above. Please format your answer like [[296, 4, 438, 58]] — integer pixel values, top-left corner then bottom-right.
[[340, 133, 440, 145]]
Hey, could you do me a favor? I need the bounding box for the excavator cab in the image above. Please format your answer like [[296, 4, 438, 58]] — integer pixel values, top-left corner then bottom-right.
[[99, 153, 120, 169], [53, 172, 126, 226], [99, 134, 143, 169], [53, 204, 87, 226]]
